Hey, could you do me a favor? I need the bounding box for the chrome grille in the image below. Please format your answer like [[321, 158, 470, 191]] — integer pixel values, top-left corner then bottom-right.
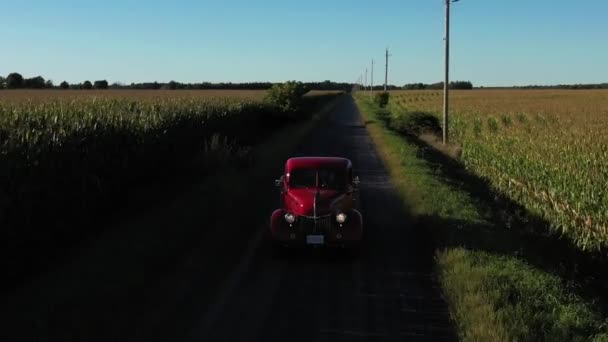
[[317, 216, 333, 231], [298, 215, 333, 234]]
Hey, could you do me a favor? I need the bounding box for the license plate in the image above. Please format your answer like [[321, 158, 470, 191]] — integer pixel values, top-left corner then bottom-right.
[[306, 235, 325, 245]]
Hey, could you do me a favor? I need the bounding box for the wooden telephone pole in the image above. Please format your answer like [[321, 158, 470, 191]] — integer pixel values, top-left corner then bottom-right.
[[443, 0, 459, 144], [371, 59, 374, 96], [384, 48, 391, 91]]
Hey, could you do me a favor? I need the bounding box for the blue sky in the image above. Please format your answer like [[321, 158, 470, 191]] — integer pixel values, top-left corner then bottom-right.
[[2, 0, 607, 86]]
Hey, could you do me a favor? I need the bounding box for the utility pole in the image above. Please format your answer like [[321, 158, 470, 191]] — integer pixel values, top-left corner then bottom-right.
[[443, 0, 459, 144], [365, 68, 368, 93], [384, 48, 391, 92], [371, 59, 374, 96]]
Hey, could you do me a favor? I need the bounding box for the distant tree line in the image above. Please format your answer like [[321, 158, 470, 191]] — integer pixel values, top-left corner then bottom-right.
[[362, 85, 402, 91], [4, 72, 604, 91], [508, 83, 608, 90], [403, 81, 474, 90], [0, 73, 54, 89], [122, 81, 273, 90], [120, 80, 353, 92], [0, 72, 109, 90], [401, 81, 608, 90], [0, 73, 353, 92]]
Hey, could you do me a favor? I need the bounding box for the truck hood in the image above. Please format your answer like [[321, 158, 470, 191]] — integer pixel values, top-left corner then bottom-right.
[[285, 188, 345, 217]]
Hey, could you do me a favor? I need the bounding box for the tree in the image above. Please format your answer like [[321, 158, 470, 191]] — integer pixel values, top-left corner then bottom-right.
[[373, 92, 390, 107], [403, 81, 473, 90], [45, 80, 54, 88], [93, 80, 109, 89], [24, 76, 46, 89], [60, 81, 70, 89], [0, 76, 6, 89], [265, 81, 309, 116], [6, 73, 24, 89], [403, 83, 427, 90], [450, 81, 473, 90], [82, 80, 93, 90], [160, 81, 178, 90]]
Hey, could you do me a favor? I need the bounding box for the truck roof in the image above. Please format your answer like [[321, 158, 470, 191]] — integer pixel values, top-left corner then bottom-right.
[[285, 157, 351, 172]]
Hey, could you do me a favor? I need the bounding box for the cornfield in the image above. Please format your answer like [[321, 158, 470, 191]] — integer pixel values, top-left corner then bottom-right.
[[0, 89, 268, 104], [383, 89, 608, 252], [0, 91, 334, 275]]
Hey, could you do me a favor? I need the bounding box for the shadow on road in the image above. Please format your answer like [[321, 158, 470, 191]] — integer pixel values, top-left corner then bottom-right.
[[193, 96, 457, 341]]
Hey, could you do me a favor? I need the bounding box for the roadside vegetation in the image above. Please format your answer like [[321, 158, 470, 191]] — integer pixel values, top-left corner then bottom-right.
[[0, 82, 337, 289], [0, 89, 269, 103], [388, 89, 608, 252], [354, 92, 608, 342], [4, 90, 343, 341]]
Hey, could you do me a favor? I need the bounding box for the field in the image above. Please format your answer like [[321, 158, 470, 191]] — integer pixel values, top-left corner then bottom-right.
[[386, 89, 608, 252], [0, 89, 267, 103], [0, 87, 339, 287], [4, 87, 606, 339], [2, 91, 343, 341], [0, 89, 342, 104], [354, 91, 608, 341]]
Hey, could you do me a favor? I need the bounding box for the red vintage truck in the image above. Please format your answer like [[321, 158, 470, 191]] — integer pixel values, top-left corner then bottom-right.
[[270, 157, 363, 248]]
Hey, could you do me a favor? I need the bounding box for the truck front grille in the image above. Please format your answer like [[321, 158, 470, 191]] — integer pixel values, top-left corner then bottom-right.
[[298, 215, 333, 234]]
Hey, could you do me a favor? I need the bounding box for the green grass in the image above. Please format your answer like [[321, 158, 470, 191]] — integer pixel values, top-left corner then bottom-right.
[[438, 249, 608, 342], [355, 94, 483, 223], [354, 93, 608, 342]]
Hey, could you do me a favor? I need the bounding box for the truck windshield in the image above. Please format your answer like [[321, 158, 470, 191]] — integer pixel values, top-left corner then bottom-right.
[[289, 168, 346, 190]]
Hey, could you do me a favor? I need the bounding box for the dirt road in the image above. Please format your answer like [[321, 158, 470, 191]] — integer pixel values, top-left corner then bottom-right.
[[189, 97, 455, 341], [3, 97, 455, 342]]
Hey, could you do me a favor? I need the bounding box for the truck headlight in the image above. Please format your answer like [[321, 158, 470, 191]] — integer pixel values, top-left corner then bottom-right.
[[336, 212, 347, 224], [284, 212, 296, 224]]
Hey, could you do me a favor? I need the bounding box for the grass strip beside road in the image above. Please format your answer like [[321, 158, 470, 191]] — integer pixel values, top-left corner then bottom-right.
[[354, 93, 608, 342]]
